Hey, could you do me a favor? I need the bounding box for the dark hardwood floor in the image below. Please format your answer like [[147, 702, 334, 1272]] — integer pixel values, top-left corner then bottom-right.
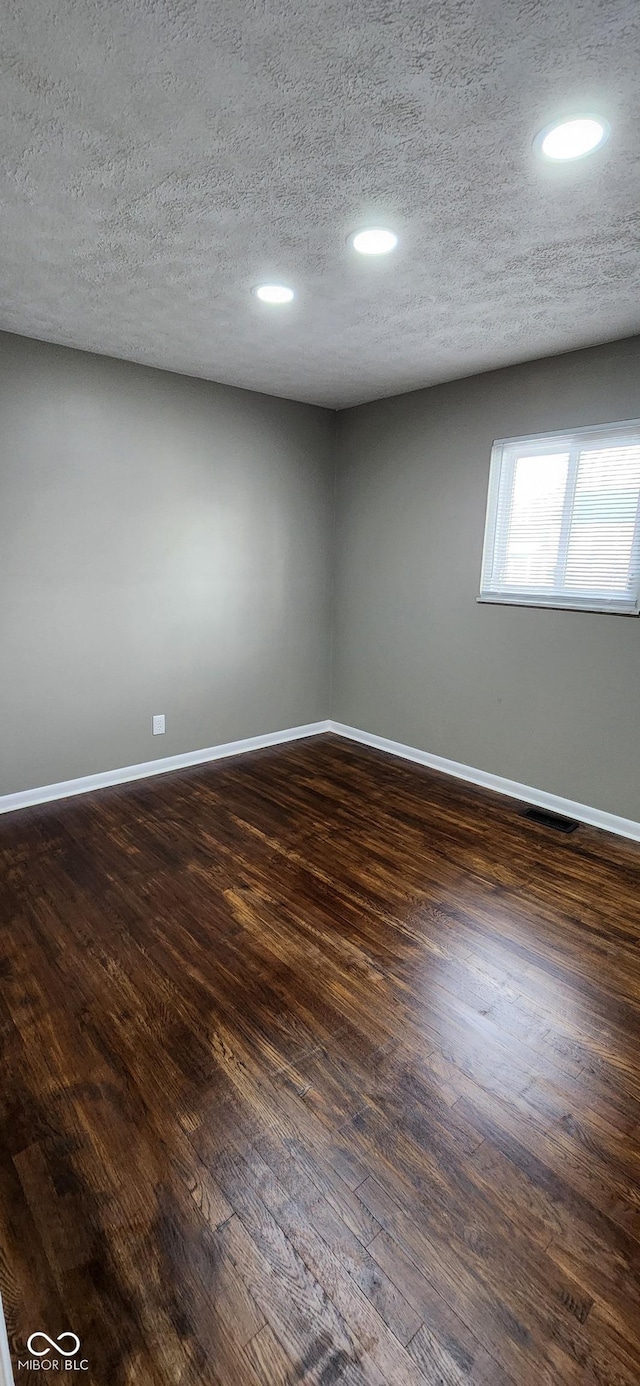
[[1, 734, 640, 1385]]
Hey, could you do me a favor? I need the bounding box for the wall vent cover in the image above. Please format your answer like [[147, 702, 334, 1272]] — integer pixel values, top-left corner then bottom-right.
[[521, 806, 579, 833]]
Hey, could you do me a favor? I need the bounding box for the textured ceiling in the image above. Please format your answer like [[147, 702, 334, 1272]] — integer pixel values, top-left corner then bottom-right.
[[1, 0, 639, 409]]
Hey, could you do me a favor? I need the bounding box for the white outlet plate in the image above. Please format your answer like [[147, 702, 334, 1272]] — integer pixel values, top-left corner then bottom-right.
[[152, 714, 166, 735]]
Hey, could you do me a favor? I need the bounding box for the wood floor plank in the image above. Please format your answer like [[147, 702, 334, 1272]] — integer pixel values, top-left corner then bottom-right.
[[1, 734, 639, 1382], [242, 1323, 297, 1385]]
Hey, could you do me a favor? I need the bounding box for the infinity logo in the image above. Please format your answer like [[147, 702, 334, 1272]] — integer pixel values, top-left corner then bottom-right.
[[26, 1332, 81, 1357]]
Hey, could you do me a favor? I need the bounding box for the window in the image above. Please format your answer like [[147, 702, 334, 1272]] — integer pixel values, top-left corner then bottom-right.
[[479, 420, 640, 614]]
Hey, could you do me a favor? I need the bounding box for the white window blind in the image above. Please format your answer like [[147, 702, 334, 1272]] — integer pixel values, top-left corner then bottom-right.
[[480, 421, 640, 614]]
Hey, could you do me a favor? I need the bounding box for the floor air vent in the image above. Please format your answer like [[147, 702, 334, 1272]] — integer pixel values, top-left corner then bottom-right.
[[521, 806, 579, 833]]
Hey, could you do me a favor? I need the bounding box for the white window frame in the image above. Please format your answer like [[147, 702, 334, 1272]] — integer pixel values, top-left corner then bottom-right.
[[479, 418, 640, 615]]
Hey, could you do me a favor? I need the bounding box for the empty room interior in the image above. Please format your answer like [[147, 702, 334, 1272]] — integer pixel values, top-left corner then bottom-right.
[[2, 2, 640, 1384]]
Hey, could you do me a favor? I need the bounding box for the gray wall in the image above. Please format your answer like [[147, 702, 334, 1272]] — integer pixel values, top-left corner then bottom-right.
[[332, 336, 640, 821], [0, 332, 334, 796], [4, 328, 640, 819]]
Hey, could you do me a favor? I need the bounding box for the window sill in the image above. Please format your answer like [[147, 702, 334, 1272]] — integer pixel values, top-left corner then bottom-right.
[[477, 595, 640, 616]]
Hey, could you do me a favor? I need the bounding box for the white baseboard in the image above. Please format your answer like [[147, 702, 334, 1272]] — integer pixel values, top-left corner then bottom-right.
[[2, 716, 638, 843], [328, 721, 640, 843], [0, 721, 331, 816]]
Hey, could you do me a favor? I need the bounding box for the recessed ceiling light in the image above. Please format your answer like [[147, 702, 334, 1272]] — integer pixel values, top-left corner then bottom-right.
[[536, 116, 609, 161], [350, 228, 398, 255], [253, 284, 295, 303]]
